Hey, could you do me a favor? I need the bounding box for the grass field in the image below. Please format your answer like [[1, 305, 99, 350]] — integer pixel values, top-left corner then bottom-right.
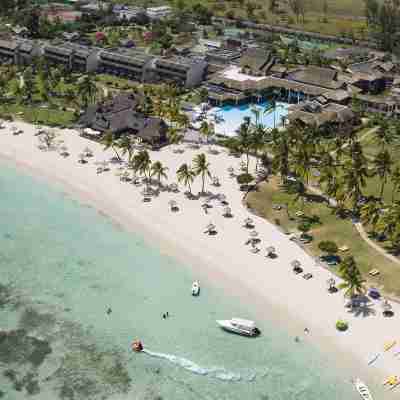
[[246, 176, 400, 297], [0, 104, 76, 127]]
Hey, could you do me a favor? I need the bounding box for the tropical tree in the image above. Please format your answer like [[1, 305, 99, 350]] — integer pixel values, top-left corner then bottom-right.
[[78, 74, 98, 109], [236, 117, 253, 174], [199, 120, 215, 144], [177, 163, 195, 194], [193, 153, 212, 194], [119, 135, 135, 163], [318, 240, 338, 257], [264, 97, 277, 128], [360, 199, 382, 230], [338, 256, 365, 298], [133, 150, 152, 188], [271, 128, 290, 182], [372, 149, 393, 199], [151, 160, 168, 187], [101, 130, 122, 161], [390, 165, 400, 202], [341, 142, 369, 213], [376, 201, 400, 253]]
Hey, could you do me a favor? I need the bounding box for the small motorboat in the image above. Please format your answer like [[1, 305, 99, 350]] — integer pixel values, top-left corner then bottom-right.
[[131, 340, 143, 352], [354, 378, 374, 400], [191, 281, 200, 296], [216, 318, 261, 337]]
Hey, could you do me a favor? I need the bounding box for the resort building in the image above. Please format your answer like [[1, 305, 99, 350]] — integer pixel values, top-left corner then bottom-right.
[[78, 93, 168, 147], [43, 43, 99, 73], [288, 101, 358, 133], [98, 49, 154, 82], [0, 38, 41, 66], [148, 57, 207, 88], [145, 6, 172, 20], [239, 48, 275, 76]]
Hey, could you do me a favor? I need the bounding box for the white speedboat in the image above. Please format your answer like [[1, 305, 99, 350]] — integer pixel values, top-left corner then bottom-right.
[[354, 378, 374, 400], [191, 281, 200, 296], [216, 318, 260, 337]]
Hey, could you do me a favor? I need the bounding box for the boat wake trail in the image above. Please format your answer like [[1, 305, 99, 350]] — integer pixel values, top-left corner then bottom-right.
[[142, 349, 257, 382]]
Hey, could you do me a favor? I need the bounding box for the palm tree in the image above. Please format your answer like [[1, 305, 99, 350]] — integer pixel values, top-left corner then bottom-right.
[[119, 135, 135, 163], [338, 256, 365, 299], [133, 150, 152, 189], [341, 142, 369, 213], [372, 149, 393, 199], [177, 163, 195, 195], [199, 120, 215, 144], [391, 166, 400, 202], [374, 120, 394, 151], [78, 74, 98, 109], [151, 161, 168, 187], [236, 117, 253, 174], [251, 122, 266, 171], [193, 153, 212, 194], [264, 98, 277, 128], [360, 199, 382, 230], [101, 130, 122, 161]]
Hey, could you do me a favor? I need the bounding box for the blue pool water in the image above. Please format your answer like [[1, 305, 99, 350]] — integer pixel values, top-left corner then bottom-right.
[[0, 160, 389, 400], [211, 101, 290, 137]]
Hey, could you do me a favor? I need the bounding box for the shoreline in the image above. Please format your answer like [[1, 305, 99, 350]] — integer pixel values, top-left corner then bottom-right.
[[0, 121, 399, 395]]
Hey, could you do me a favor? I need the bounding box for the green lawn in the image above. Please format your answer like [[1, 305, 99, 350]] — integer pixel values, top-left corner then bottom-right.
[[0, 104, 76, 127], [246, 176, 400, 297]]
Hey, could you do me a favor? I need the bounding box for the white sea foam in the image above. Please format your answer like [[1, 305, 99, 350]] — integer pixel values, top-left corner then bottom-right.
[[143, 349, 255, 382]]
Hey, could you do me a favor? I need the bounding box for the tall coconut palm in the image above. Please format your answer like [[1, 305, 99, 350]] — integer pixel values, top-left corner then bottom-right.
[[236, 117, 253, 174], [118, 135, 135, 163], [264, 98, 277, 128], [342, 142, 369, 213], [391, 166, 400, 202], [78, 74, 98, 109], [101, 130, 122, 161], [199, 120, 214, 144], [360, 199, 382, 230], [372, 149, 393, 199], [177, 163, 195, 195], [193, 153, 212, 194], [133, 150, 152, 189], [338, 256, 365, 299], [151, 161, 168, 187]]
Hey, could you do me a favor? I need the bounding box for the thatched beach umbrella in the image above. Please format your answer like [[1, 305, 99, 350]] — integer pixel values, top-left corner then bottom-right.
[[291, 259, 301, 268], [10, 126, 18, 135], [78, 153, 86, 163], [250, 230, 258, 238], [170, 183, 178, 192], [266, 246, 276, 257], [227, 166, 234, 175], [59, 145, 69, 157], [382, 299, 394, 317], [83, 146, 93, 157], [244, 217, 253, 228], [327, 278, 336, 292], [168, 199, 178, 211], [223, 206, 232, 217]]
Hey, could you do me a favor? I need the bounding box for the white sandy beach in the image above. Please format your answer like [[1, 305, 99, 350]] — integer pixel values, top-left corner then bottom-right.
[[1, 121, 400, 392]]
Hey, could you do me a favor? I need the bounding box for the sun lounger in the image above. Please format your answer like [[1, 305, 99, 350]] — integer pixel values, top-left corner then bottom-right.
[[302, 273, 313, 280], [339, 245, 350, 252], [369, 269, 380, 277]]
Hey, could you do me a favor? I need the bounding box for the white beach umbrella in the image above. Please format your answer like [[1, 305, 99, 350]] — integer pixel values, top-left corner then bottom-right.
[[250, 230, 258, 238], [223, 206, 231, 216], [227, 166, 234, 174], [219, 194, 226, 202]]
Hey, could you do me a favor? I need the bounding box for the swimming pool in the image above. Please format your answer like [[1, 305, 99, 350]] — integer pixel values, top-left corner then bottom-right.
[[209, 101, 290, 137]]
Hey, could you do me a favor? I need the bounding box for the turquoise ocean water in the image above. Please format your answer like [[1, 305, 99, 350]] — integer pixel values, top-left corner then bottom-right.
[[0, 161, 384, 400]]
